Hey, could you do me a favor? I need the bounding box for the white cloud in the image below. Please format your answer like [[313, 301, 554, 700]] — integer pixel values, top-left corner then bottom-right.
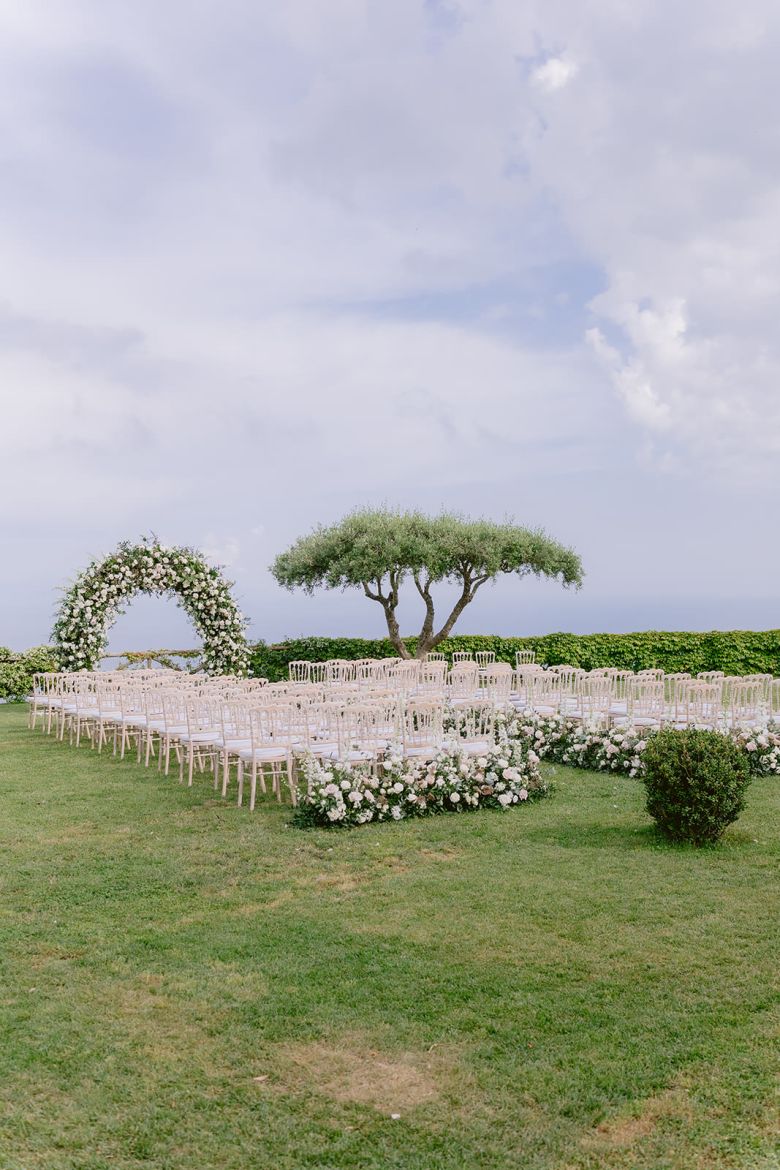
[[202, 535, 242, 569], [531, 54, 578, 92]]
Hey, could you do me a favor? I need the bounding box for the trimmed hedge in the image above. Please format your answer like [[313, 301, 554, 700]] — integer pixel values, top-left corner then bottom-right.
[[249, 630, 780, 682], [642, 728, 752, 845]]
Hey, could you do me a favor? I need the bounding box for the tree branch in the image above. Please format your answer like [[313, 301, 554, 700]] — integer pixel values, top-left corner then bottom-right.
[[362, 576, 410, 658], [423, 569, 495, 651]]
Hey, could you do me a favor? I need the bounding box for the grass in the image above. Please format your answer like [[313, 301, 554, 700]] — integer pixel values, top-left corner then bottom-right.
[[0, 703, 778, 1170]]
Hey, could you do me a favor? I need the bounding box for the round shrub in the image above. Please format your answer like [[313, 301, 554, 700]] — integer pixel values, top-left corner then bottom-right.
[[641, 728, 751, 846]]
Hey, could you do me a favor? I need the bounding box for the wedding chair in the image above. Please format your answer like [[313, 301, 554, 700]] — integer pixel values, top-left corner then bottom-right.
[[482, 665, 514, 708], [728, 680, 765, 729], [515, 650, 536, 666], [160, 691, 191, 775], [142, 686, 169, 768], [28, 673, 59, 732], [63, 678, 99, 747], [387, 662, 420, 695], [551, 666, 586, 716], [569, 674, 613, 727], [739, 674, 773, 712], [116, 685, 149, 760], [288, 661, 311, 683], [417, 660, 447, 695], [679, 682, 722, 729], [663, 674, 692, 723], [237, 705, 295, 809], [475, 651, 496, 670], [354, 659, 381, 685], [771, 678, 780, 724], [525, 671, 559, 717], [218, 702, 253, 796], [177, 697, 222, 786], [451, 700, 495, 756], [402, 699, 444, 761], [448, 663, 480, 707], [452, 652, 474, 664], [624, 678, 664, 729], [92, 683, 124, 754], [332, 704, 389, 769]]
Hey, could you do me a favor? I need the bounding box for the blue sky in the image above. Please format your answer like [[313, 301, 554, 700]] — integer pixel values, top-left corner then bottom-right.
[[2, 0, 779, 652]]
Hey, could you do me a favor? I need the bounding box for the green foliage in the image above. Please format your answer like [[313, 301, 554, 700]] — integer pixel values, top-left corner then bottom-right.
[[271, 508, 582, 657], [642, 728, 752, 846], [272, 508, 583, 591], [0, 645, 59, 702], [249, 629, 780, 681], [109, 649, 203, 672]]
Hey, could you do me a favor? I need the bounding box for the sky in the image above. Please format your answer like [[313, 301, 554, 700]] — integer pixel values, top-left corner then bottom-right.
[[1, 0, 779, 653]]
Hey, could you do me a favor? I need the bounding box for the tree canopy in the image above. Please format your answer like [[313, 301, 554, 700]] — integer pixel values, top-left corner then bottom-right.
[[271, 509, 583, 659]]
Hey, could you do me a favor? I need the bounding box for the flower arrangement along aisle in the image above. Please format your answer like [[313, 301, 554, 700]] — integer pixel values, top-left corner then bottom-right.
[[52, 538, 249, 676], [500, 711, 780, 779], [293, 734, 547, 828]]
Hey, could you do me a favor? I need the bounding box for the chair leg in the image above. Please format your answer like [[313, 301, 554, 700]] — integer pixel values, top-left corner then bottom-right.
[[249, 760, 258, 811]]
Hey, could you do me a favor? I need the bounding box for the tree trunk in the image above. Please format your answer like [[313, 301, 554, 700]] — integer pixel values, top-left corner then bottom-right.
[[423, 575, 490, 652], [362, 579, 412, 658], [383, 604, 411, 659], [413, 573, 436, 658]]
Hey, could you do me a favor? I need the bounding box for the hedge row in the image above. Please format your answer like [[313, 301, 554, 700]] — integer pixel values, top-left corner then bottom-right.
[[0, 646, 59, 702], [249, 630, 780, 682]]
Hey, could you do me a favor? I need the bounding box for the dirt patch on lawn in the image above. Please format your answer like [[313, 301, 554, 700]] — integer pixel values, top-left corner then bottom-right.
[[585, 1085, 694, 1149], [275, 1035, 452, 1113]]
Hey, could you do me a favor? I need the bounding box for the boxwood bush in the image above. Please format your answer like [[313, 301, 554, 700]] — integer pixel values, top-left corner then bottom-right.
[[641, 728, 752, 846], [248, 630, 780, 681]]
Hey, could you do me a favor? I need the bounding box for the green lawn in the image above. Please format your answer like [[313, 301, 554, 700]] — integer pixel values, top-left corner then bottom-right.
[[0, 703, 778, 1170]]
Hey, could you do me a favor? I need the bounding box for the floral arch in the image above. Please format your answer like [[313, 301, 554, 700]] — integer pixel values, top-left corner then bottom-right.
[[52, 539, 249, 675]]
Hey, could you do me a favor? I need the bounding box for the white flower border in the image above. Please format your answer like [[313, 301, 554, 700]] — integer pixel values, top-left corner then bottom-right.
[[52, 538, 249, 675], [294, 727, 546, 828], [500, 711, 780, 779]]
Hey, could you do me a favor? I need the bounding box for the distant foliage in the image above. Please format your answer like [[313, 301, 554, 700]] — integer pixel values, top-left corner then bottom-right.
[[249, 630, 780, 681], [0, 645, 59, 702], [641, 729, 752, 845]]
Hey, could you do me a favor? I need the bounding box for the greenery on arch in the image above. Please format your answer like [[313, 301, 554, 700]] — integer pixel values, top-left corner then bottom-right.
[[52, 538, 249, 675]]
